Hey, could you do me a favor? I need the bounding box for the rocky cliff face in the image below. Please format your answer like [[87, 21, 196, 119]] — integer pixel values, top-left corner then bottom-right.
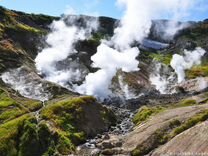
[[0, 6, 208, 156]]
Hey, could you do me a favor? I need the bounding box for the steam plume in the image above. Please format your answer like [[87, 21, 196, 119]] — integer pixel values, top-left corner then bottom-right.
[[35, 15, 98, 89], [77, 0, 196, 99], [75, 44, 139, 98], [1, 67, 51, 101], [35, 0, 201, 99], [170, 47, 206, 83], [118, 75, 137, 100]]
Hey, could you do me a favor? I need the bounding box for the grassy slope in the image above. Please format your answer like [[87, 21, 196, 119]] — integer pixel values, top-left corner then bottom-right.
[[0, 87, 116, 156]]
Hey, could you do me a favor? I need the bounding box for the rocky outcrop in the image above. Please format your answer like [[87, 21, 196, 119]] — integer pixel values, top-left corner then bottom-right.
[[176, 77, 208, 93], [151, 120, 208, 155], [123, 103, 208, 155]]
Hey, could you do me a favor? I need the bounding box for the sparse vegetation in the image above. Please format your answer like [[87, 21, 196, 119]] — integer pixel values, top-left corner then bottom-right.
[[40, 96, 115, 154], [172, 109, 208, 137], [131, 128, 168, 156], [173, 99, 197, 108], [133, 106, 165, 125], [186, 65, 208, 79], [149, 53, 172, 65], [0, 114, 31, 156], [16, 23, 41, 33]]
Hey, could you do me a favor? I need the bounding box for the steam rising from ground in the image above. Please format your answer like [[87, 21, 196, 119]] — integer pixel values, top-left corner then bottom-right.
[[171, 47, 206, 83], [152, 21, 191, 41], [150, 62, 176, 94], [150, 47, 206, 94], [114, 0, 195, 45], [1, 67, 51, 101], [75, 44, 139, 98], [35, 16, 98, 89], [77, 0, 196, 99], [118, 75, 137, 100], [34, 0, 202, 100]]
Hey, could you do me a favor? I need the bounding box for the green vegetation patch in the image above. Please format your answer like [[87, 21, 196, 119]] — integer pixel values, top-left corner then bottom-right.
[[41, 96, 98, 154], [16, 23, 41, 33], [41, 96, 96, 124], [0, 107, 26, 123], [172, 109, 208, 137], [133, 106, 165, 125], [186, 65, 208, 79], [0, 88, 42, 123], [173, 99, 197, 108], [0, 89, 16, 108], [0, 89, 27, 123], [0, 114, 31, 156], [149, 53, 172, 65], [88, 32, 108, 43]]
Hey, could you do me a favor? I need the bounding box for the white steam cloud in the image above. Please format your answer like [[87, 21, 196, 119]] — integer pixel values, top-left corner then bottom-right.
[[34, 0, 202, 99], [114, 0, 196, 45], [170, 47, 206, 83], [150, 62, 176, 94], [77, 0, 197, 99], [1, 67, 51, 101], [153, 21, 191, 41], [35, 16, 98, 89], [75, 44, 139, 98], [118, 75, 137, 100]]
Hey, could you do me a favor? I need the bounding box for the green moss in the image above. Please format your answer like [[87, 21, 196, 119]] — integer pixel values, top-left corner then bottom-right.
[[186, 65, 208, 79], [0, 89, 16, 107], [0, 100, 15, 108], [0, 89, 29, 123], [168, 119, 181, 129], [18, 119, 41, 156], [40, 96, 98, 154], [18, 118, 58, 156], [0, 88, 43, 123], [57, 134, 75, 155], [41, 96, 96, 126], [15, 98, 42, 112], [5, 23, 44, 35], [172, 109, 208, 137], [16, 23, 41, 33], [131, 128, 168, 156], [89, 32, 106, 43], [41, 96, 96, 122], [0, 108, 26, 123], [0, 114, 31, 156], [133, 106, 165, 125], [40, 95, 115, 154], [149, 53, 172, 65], [174, 99, 197, 107]]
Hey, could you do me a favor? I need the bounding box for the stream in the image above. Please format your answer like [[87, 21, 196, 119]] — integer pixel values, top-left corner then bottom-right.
[[73, 107, 135, 156], [33, 101, 45, 122]]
